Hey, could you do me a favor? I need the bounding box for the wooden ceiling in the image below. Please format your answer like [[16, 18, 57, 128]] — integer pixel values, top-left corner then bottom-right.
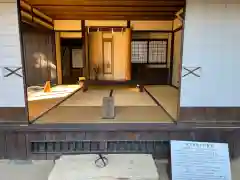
[[25, 0, 185, 20]]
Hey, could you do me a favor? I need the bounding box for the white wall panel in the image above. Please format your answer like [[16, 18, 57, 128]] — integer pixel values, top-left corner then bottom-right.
[[180, 0, 240, 107], [0, 0, 25, 107]]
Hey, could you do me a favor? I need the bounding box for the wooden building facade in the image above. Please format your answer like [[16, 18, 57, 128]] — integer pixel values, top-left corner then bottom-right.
[[0, 0, 240, 159]]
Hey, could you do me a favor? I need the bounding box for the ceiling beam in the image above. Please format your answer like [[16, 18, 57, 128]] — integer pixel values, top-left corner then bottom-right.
[[35, 6, 182, 12], [51, 15, 176, 20], [26, 0, 184, 20], [45, 12, 175, 17], [27, 0, 185, 7]]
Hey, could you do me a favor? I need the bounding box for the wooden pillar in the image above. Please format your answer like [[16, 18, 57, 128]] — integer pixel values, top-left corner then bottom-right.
[[89, 31, 103, 80], [125, 28, 132, 80], [81, 20, 87, 78], [85, 27, 90, 79], [55, 32, 62, 84], [169, 31, 174, 85]]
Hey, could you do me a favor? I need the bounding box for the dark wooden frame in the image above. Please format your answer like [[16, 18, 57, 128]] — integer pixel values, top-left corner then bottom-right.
[[55, 30, 82, 32], [60, 38, 84, 81], [133, 30, 172, 33], [17, 0, 30, 124], [89, 26, 127, 32], [169, 26, 183, 88], [20, 0, 53, 25], [1, 124, 239, 160], [176, 6, 186, 121], [169, 22, 174, 85], [131, 39, 169, 65]]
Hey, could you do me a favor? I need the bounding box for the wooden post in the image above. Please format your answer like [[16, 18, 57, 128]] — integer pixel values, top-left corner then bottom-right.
[[81, 20, 87, 78], [55, 32, 62, 84], [125, 28, 132, 81]]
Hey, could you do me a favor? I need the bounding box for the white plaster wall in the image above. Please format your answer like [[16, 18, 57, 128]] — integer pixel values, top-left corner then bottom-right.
[[180, 0, 240, 107], [0, 0, 25, 107]]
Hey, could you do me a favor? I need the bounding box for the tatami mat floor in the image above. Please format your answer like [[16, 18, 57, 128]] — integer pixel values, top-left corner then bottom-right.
[[36, 106, 172, 124], [61, 88, 157, 107], [28, 85, 80, 121], [31, 85, 178, 124], [61, 89, 109, 107], [145, 86, 179, 119]]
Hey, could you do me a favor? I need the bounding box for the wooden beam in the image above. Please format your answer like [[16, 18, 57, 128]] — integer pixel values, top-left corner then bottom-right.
[[44, 11, 176, 20], [28, 0, 185, 7], [20, 1, 53, 24], [42, 11, 175, 16], [52, 15, 175, 20], [35, 6, 182, 12]]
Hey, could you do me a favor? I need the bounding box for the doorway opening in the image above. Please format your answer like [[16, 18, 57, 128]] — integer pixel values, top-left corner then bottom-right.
[[61, 38, 84, 84], [20, 0, 185, 124]]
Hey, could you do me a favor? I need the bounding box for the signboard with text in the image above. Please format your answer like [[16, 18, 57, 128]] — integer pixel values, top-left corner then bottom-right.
[[171, 140, 231, 180]]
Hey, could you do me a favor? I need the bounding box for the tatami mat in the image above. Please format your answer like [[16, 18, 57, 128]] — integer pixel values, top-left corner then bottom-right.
[[28, 97, 64, 121], [145, 86, 179, 119], [114, 88, 157, 106], [28, 85, 80, 101], [61, 89, 110, 106], [61, 87, 157, 107], [36, 106, 172, 124], [32, 85, 178, 124], [28, 85, 80, 121]]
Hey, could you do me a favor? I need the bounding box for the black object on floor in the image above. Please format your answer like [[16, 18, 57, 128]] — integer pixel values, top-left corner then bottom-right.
[[95, 154, 109, 168]]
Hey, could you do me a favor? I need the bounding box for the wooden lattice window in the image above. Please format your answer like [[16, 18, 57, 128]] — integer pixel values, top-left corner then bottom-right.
[[131, 40, 168, 64], [131, 41, 148, 63], [149, 41, 167, 63]]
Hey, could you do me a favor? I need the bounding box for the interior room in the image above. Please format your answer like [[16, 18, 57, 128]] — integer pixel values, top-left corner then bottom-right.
[[20, 0, 185, 124]]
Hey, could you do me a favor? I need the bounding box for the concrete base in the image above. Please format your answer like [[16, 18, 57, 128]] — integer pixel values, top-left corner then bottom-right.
[[102, 97, 115, 119], [0, 160, 54, 180], [48, 154, 159, 180], [1, 157, 240, 180]]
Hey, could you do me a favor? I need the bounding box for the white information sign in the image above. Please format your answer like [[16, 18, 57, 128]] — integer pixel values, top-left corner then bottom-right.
[[171, 140, 231, 180]]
